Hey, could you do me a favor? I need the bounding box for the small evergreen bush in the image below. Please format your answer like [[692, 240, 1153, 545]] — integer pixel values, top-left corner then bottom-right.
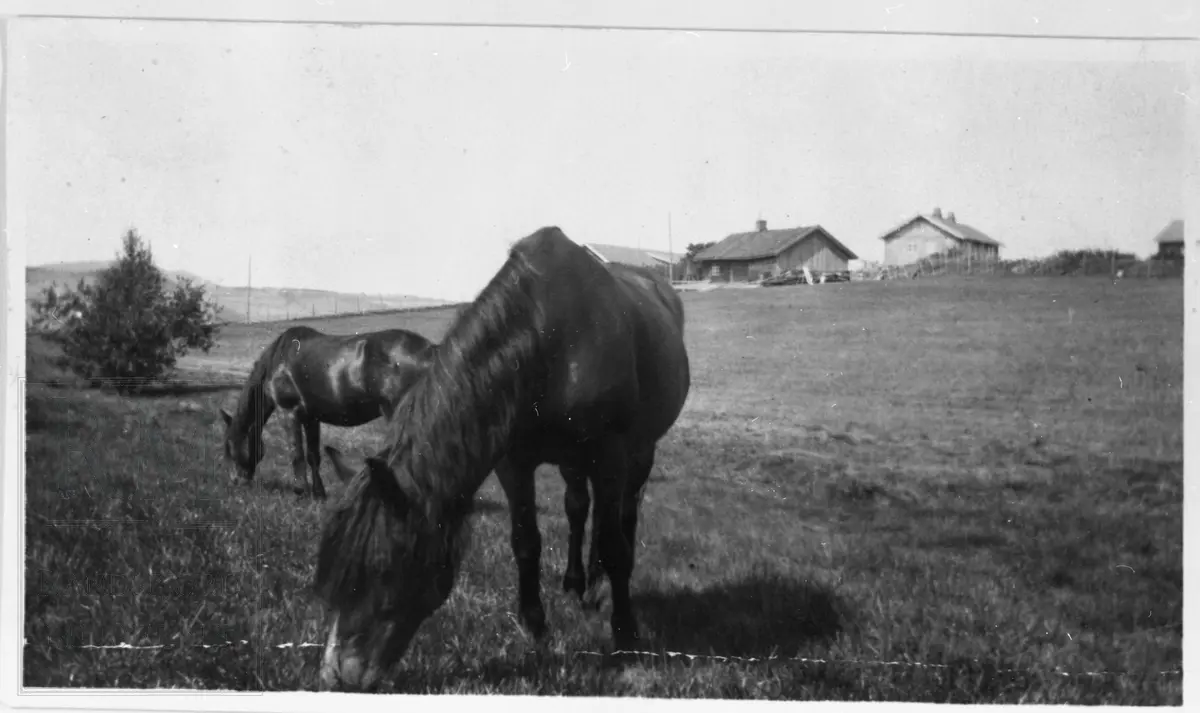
[[28, 229, 223, 391]]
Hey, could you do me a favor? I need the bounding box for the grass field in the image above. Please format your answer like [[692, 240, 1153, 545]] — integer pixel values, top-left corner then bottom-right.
[[22, 276, 1183, 702]]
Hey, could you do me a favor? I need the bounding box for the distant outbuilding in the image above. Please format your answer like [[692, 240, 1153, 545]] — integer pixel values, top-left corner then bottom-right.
[[1153, 219, 1184, 260], [878, 208, 1001, 266], [694, 219, 858, 283], [582, 243, 678, 279]]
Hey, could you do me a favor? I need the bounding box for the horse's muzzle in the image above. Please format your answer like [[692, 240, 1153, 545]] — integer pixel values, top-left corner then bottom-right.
[[320, 617, 384, 692]]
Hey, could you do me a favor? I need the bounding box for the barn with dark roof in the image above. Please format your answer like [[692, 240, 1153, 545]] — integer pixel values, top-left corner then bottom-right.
[[693, 219, 858, 283], [878, 208, 1001, 266]]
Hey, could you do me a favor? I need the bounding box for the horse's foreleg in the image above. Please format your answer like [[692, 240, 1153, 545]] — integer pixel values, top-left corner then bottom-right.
[[560, 465, 589, 600], [287, 411, 307, 489], [304, 419, 326, 500], [495, 456, 546, 640]]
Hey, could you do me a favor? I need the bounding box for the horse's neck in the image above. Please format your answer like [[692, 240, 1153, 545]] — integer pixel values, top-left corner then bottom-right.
[[413, 329, 541, 513]]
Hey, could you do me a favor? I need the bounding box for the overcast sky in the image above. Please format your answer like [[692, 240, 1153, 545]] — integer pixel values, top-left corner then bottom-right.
[[9, 17, 1188, 301]]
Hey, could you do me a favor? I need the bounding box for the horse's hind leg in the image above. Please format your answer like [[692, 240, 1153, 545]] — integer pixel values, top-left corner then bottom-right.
[[304, 419, 326, 500], [589, 442, 640, 651], [495, 456, 547, 640], [579, 446, 654, 611], [622, 444, 655, 576], [585, 496, 603, 603], [560, 465, 589, 600]]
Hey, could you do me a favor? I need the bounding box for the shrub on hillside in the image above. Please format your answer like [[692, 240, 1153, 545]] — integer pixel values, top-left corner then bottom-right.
[[998, 249, 1140, 277], [28, 229, 223, 391]]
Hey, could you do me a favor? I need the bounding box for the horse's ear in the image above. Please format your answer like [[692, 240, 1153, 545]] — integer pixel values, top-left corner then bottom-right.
[[324, 446, 360, 483], [364, 456, 410, 510], [219, 408, 233, 427]]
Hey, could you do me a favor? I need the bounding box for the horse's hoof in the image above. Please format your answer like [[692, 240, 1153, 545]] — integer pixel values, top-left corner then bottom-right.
[[520, 606, 548, 640]]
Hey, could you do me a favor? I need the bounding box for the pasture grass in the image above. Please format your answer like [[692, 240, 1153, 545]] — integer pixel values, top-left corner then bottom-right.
[[22, 276, 1182, 702]]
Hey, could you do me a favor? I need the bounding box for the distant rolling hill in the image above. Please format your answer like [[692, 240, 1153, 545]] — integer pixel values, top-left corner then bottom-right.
[[26, 261, 449, 324]]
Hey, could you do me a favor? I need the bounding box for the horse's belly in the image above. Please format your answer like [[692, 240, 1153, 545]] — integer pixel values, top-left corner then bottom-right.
[[309, 393, 381, 426]]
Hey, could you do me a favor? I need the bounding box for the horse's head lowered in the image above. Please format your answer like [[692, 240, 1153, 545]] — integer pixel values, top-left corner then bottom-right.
[[317, 449, 466, 691], [219, 408, 265, 483]]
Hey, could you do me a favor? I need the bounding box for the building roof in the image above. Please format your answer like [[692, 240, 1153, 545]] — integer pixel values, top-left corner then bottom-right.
[[694, 225, 859, 262], [879, 212, 1002, 247], [582, 243, 676, 269], [1154, 219, 1184, 244]]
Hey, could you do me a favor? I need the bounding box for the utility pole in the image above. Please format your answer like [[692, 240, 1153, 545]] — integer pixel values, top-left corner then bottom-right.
[[245, 255, 251, 324], [668, 212, 674, 282]]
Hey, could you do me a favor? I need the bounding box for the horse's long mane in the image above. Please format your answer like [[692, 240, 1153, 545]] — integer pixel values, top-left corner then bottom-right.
[[316, 243, 549, 615], [231, 327, 307, 433]]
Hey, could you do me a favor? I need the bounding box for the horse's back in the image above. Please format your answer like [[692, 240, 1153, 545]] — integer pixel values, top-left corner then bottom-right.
[[373, 329, 436, 364], [279, 325, 325, 343], [526, 234, 689, 445]]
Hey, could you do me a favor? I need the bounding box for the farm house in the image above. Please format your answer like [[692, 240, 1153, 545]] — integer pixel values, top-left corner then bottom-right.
[[693, 220, 858, 283], [1153, 219, 1184, 260], [879, 208, 1001, 266], [582, 243, 680, 279]]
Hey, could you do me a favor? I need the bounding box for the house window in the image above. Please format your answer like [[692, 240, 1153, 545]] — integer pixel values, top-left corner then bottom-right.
[[906, 243, 917, 254], [710, 264, 720, 277]]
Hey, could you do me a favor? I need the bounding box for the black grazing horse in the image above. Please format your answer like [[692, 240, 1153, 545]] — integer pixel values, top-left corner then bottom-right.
[[219, 326, 434, 499], [313, 226, 691, 691]]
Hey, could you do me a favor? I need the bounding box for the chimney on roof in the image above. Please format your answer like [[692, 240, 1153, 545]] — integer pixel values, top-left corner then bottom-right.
[[946, 211, 956, 223], [932, 207, 943, 219], [756, 219, 767, 232]]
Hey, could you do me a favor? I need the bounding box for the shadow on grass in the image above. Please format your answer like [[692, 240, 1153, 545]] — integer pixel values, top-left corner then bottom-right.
[[111, 382, 244, 397], [378, 571, 846, 694], [632, 568, 846, 659]]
